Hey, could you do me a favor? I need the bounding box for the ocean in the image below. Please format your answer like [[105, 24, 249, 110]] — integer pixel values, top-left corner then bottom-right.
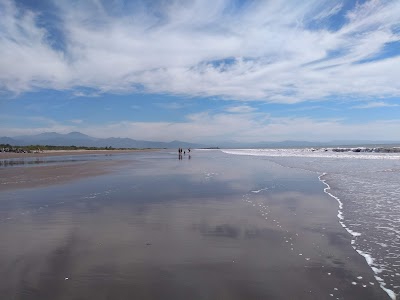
[[222, 148, 400, 299]]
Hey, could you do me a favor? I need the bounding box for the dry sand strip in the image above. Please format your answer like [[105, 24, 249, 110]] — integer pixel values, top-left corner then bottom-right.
[[0, 149, 158, 159], [0, 160, 130, 191]]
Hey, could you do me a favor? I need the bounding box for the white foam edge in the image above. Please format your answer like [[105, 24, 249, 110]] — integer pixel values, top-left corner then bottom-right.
[[318, 173, 396, 300], [251, 187, 269, 193], [221, 149, 400, 160]]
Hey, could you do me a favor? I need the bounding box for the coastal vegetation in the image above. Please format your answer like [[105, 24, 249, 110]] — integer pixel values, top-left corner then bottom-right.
[[0, 144, 150, 153]]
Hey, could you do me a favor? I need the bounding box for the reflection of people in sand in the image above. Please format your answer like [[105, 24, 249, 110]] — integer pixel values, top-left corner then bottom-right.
[[178, 148, 192, 160]]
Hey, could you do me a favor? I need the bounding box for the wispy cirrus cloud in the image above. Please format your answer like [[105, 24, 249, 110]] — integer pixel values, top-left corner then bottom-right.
[[312, 2, 343, 21], [225, 105, 257, 113], [352, 101, 400, 109], [70, 119, 83, 124], [0, 0, 399, 104], [77, 116, 400, 143], [156, 102, 185, 110], [3, 111, 400, 143]]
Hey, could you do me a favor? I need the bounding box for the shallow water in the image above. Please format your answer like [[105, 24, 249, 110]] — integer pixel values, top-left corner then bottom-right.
[[0, 152, 129, 168], [222, 149, 400, 299], [0, 150, 390, 299]]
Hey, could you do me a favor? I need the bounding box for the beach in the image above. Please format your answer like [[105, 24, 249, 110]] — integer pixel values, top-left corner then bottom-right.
[[0, 149, 392, 299], [0, 150, 154, 191], [0, 149, 154, 159]]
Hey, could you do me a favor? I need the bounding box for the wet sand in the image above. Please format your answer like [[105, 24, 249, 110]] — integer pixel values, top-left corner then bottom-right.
[[0, 160, 129, 191], [0, 150, 390, 299], [0, 150, 158, 191], [0, 149, 156, 159]]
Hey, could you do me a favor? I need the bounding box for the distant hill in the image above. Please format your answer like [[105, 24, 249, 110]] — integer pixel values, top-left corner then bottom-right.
[[0, 132, 205, 149], [1, 132, 399, 149], [0, 137, 19, 145]]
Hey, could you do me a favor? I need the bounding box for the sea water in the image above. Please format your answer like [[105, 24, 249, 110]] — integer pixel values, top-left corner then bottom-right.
[[222, 148, 400, 299]]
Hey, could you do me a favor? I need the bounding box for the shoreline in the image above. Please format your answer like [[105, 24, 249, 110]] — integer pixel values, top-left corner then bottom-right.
[[223, 149, 399, 300], [0, 149, 391, 299], [319, 173, 396, 300], [219, 149, 397, 299], [0, 149, 159, 159]]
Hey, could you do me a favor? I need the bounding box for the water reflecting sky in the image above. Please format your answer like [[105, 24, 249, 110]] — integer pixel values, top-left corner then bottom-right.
[[0, 150, 390, 299]]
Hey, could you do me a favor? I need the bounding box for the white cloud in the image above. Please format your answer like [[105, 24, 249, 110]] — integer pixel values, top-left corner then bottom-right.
[[70, 119, 83, 124], [312, 2, 343, 21], [352, 101, 400, 109], [0, 114, 75, 136], [2, 111, 400, 142], [225, 105, 256, 113], [156, 102, 185, 110], [73, 91, 100, 98], [79, 115, 400, 143], [0, 0, 399, 103]]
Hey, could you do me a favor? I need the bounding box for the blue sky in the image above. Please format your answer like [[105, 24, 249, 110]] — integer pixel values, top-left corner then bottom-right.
[[1, 0, 400, 143]]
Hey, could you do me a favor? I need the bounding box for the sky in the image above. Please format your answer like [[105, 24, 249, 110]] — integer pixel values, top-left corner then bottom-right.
[[1, 0, 400, 143]]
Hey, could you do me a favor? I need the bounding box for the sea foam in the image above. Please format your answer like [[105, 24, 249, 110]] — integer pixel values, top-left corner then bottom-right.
[[222, 148, 400, 299]]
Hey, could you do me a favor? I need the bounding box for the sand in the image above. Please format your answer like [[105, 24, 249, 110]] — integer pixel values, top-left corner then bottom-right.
[[0, 149, 156, 159], [0, 149, 159, 191], [0, 150, 391, 299], [0, 160, 129, 191]]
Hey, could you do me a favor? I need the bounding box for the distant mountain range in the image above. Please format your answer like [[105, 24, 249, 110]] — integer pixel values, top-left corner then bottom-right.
[[0, 132, 399, 149], [0, 132, 205, 149]]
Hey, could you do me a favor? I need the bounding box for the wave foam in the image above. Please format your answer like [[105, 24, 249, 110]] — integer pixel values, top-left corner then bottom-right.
[[222, 149, 399, 299], [221, 148, 400, 160], [319, 173, 396, 300]]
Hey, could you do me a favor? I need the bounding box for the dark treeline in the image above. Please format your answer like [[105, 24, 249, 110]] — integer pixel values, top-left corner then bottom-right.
[[0, 144, 150, 153]]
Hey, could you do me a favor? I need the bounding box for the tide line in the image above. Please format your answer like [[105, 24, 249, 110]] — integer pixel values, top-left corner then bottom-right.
[[318, 173, 396, 300]]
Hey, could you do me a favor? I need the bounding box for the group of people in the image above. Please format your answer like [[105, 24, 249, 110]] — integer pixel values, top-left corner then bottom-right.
[[178, 148, 191, 160]]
